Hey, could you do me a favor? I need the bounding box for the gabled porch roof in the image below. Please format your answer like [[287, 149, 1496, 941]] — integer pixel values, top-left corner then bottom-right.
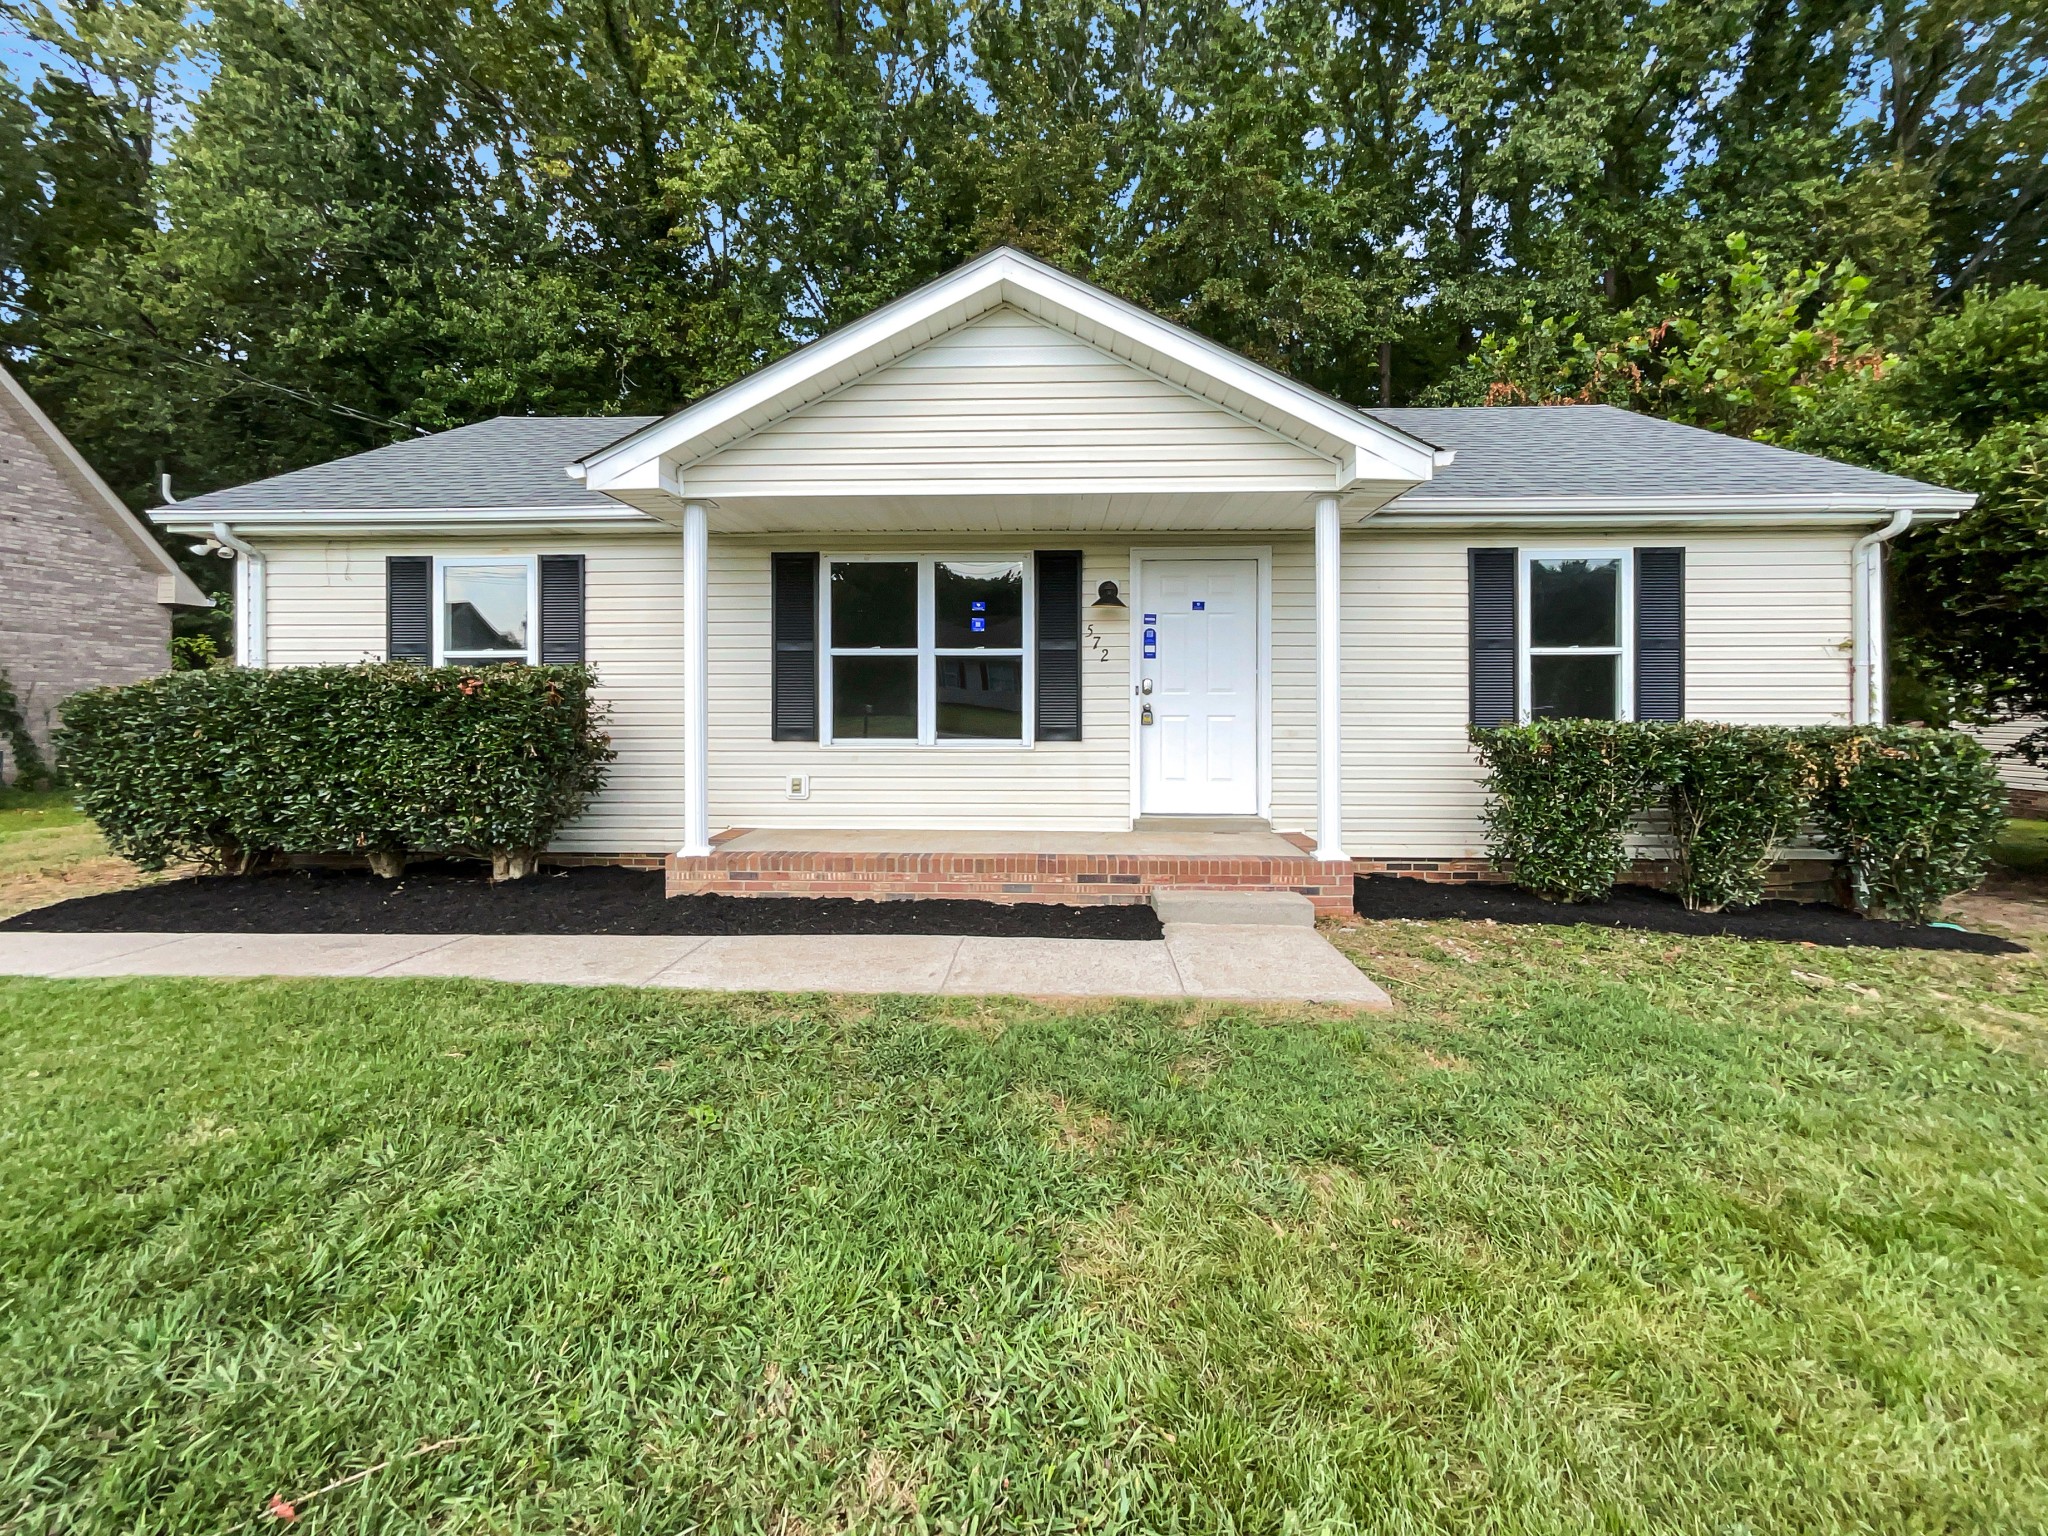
[[573, 247, 1451, 531]]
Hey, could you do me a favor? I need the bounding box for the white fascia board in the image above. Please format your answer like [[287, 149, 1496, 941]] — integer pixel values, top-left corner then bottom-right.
[[1368, 506, 1968, 530], [579, 246, 1443, 493], [150, 506, 664, 537], [1380, 490, 1977, 518]]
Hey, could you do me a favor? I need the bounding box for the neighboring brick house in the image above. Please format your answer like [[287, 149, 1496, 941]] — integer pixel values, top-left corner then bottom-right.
[[0, 364, 207, 776]]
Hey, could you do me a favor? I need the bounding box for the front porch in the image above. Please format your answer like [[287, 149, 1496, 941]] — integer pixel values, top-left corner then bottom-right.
[[667, 824, 1356, 914]]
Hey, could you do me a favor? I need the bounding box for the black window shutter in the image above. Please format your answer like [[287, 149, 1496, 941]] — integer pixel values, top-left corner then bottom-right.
[[771, 553, 819, 741], [1634, 547, 1685, 721], [539, 555, 586, 663], [1034, 550, 1083, 742], [386, 556, 432, 663], [1468, 547, 1518, 725]]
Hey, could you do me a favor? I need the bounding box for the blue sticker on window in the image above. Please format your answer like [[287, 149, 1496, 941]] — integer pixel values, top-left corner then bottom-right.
[[970, 615, 987, 633], [1143, 628, 1157, 645], [1192, 600, 1205, 610], [1143, 613, 1157, 623], [970, 600, 986, 612]]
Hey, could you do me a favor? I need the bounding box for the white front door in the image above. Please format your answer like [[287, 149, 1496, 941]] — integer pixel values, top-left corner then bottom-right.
[[1137, 558, 1259, 816]]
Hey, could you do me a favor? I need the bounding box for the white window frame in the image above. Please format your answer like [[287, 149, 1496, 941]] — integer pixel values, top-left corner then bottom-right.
[[432, 554, 541, 666], [819, 553, 1035, 748], [1518, 547, 1632, 723]]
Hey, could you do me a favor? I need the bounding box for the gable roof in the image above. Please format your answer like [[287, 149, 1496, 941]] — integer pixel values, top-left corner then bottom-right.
[[1, 365, 209, 606], [1370, 405, 1972, 516], [575, 247, 1452, 498], [162, 416, 660, 516]]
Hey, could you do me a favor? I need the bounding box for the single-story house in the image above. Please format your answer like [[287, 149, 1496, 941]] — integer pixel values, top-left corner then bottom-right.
[[2, 363, 209, 775], [150, 248, 1974, 908]]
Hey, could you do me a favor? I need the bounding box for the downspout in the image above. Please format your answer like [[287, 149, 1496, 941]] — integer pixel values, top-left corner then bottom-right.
[[211, 521, 267, 669], [1850, 510, 1913, 725]]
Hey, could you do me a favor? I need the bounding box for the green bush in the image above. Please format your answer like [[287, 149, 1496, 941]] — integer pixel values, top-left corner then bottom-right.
[[1468, 721, 1663, 902], [1471, 720, 2007, 922], [1658, 723, 1814, 912], [1801, 727, 2008, 921], [56, 664, 613, 877]]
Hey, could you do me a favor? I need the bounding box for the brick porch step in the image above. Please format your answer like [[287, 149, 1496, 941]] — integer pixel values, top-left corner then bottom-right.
[[667, 838, 1355, 914]]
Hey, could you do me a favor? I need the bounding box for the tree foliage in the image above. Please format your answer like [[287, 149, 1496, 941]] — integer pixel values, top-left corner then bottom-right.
[[1, 0, 2042, 719]]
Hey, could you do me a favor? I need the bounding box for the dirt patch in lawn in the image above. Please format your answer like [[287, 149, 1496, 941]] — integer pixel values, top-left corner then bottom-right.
[[1353, 875, 2024, 955], [0, 861, 1165, 940], [1945, 869, 2048, 945]]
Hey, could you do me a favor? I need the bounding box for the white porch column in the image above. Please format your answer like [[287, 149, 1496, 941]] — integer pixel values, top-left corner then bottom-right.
[[680, 498, 712, 857], [1314, 494, 1348, 861]]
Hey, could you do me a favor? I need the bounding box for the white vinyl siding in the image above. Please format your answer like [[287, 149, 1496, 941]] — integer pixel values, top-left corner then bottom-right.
[[260, 535, 687, 853], [682, 307, 1336, 501], [246, 526, 1863, 860], [1684, 539, 1858, 724], [1337, 530, 1859, 858], [1975, 720, 2048, 792]]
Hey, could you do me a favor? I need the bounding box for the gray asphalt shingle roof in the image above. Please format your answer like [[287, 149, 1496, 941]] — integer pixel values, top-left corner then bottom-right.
[[160, 404, 1963, 515], [1370, 405, 1956, 506], [164, 416, 660, 513]]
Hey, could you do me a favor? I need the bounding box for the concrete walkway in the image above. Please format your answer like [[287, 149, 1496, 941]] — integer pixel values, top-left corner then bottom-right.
[[0, 920, 1389, 1006]]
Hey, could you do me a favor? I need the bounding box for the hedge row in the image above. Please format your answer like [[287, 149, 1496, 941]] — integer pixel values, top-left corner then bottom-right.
[[1469, 722, 2007, 921], [57, 664, 613, 878]]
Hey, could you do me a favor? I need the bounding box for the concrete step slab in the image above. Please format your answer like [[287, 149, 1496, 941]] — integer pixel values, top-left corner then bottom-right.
[[1151, 889, 1316, 927], [1162, 923, 1392, 1007]]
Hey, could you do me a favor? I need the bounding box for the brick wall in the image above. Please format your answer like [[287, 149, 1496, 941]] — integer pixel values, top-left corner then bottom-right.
[[668, 848, 1359, 913], [0, 388, 170, 771]]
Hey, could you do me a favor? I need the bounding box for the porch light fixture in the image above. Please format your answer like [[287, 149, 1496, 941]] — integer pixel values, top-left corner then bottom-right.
[[1092, 580, 1125, 608]]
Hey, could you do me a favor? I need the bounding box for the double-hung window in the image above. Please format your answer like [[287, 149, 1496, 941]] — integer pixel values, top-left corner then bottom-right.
[[1520, 551, 1631, 720], [823, 556, 1029, 745], [435, 556, 539, 665]]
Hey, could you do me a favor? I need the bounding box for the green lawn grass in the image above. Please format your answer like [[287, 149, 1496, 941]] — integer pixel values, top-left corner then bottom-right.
[[1996, 818, 2048, 875], [3, 919, 2046, 1532], [0, 785, 89, 836]]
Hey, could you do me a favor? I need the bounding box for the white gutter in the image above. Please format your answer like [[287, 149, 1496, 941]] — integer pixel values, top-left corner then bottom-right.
[[211, 522, 267, 669], [1850, 510, 1915, 725], [1381, 491, 1977, 516], [1366, 510, 1964, 532]]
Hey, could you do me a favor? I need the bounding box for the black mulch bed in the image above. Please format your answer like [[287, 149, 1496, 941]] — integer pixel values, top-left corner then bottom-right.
[[2, 863, 1164, 941], [1354, 874, 2025, 955]]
